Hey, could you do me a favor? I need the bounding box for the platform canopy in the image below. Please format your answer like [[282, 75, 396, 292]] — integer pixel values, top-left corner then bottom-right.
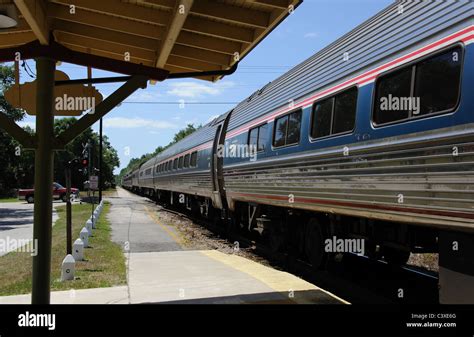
[[0, 0, 301, 305], [0, 0, 301, 81]]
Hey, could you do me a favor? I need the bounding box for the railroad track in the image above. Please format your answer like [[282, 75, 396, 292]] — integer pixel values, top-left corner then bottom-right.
[[154, 201, 439, 304]]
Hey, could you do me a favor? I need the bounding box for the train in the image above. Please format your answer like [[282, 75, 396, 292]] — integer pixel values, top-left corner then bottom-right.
[[123, 1, 474, 303]]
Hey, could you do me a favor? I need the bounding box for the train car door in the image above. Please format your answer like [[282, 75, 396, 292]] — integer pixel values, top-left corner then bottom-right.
[[211, 110, 232, 210]]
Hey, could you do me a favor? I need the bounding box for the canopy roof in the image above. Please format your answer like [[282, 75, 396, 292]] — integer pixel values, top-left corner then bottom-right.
[[0, 0, 301, 81]]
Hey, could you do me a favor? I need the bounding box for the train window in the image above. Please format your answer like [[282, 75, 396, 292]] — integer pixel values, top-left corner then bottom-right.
[[169, 160, 172, 170], [190, 151, 198, 167], [414, 46, 462, 115], [311, 98, 332, 138], [333, 87, 357, 134], [287, 111, 301, 144], [248, 127, 258, 149], [140, 171, 143, 177], [273, 110, 301, 147], [184, 154, 190, 168], [374, 46, 462, 125], [311, 87, 358, 139], [173, 158, 178, 170], [273, 116, 287, 147], [257, 124, 268, 151], [249, 124, 268, 152], [374, 67, 411, 124], [178, 156, 184, 169], [145, 168, 151, 175]]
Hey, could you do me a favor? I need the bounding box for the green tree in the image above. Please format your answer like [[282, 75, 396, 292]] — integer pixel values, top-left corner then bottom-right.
[[53, 117, 120, 190], [117, 123, 200, 183], [0, 65, 121, 195], [0, 65, 28, 196]]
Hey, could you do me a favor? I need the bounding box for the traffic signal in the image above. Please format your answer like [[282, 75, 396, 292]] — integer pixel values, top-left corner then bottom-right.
[[81, 158, 88, 167]]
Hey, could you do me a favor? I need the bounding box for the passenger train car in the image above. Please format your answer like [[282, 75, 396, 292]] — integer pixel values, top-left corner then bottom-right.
[[123, 1, 474, 303]]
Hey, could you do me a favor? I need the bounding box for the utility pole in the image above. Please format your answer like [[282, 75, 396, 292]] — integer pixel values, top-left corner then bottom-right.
[[99, 117, 103, 202], [65, 158, 79, 255]]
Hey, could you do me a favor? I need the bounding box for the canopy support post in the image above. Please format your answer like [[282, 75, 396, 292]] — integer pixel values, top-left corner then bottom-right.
[[32, 57, 56, 304]]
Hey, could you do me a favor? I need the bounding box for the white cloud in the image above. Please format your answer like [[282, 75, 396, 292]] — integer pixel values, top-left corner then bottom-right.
[[104, 117, 177, 130], [304, 32, 318, 38], [166, 81, 234, 98]]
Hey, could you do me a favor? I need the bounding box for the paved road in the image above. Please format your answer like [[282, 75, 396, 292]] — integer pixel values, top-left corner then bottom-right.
[[106, 188, 181, 253], [0, 201, 58, 256]]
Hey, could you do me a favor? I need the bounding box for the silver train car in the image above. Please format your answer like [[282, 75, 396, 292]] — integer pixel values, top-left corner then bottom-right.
[[124, 1, 474, 303]]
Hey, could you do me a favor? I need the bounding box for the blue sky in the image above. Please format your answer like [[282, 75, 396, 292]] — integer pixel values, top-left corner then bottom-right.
[[17, 0, 393, 173]]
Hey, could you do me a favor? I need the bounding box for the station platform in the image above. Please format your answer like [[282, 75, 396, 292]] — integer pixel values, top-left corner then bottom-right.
[[0, 250, 347, 304], [0, 188, 348, 305]]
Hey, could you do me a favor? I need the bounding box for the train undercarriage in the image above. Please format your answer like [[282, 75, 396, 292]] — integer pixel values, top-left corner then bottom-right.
[[126, 185, 474, 304]]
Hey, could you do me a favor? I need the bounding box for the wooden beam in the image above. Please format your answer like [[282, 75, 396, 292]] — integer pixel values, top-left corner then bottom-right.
[[0, 112, 35, 149], [14, 0, 49, 44], [56, 31, 156, 63], [171, 44, 230, 66], [0, 31, 37, 47], [50, 0, 170, 26], [164, 64, 215, 81], [248, 0, 291, 10], [52, 20, 158, 51], [183, 16, 254, 44], [155, 0, 193, 68], [190, 0, 269, 29], [137, 0, 175, 10], [166, 54, 222, 72], [176, 30, 242, 55], [0, 40, 168, 80], [48, 3, 164, 40], [61, 43, 155, 67]]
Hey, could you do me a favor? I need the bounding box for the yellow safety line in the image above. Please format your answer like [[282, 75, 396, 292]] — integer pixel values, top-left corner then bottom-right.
[[144, 206, 184, 248], [201, 250, 350, 304]]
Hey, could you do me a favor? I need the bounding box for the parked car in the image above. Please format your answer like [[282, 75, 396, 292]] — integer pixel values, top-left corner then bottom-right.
[[18, 182, 79, 203]]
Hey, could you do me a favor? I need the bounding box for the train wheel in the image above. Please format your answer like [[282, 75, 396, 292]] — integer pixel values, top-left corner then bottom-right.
[[382, 246, 410, 265], [268, 224, 286, 253], [304, 218, 328, 269]]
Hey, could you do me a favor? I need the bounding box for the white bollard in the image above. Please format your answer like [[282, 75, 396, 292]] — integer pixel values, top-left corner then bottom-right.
[[85, 219, 93, 235], [61, 254, 75, 281], [91, 215, 97, 229], [92, 212, 99, 227], [80, 227, 89, 247], [73, 238, 84, 261]]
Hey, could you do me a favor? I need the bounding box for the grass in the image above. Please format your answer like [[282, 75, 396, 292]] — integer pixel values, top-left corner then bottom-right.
[[0, 202, 126, 296], [101, 187, 118, 198], [0, 197, 19, 203]]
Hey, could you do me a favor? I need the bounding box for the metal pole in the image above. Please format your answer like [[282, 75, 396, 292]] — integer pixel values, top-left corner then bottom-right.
[[32, 57, 56, 304], [65, 165, 72, 255], [99, 117, 103, 203]]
